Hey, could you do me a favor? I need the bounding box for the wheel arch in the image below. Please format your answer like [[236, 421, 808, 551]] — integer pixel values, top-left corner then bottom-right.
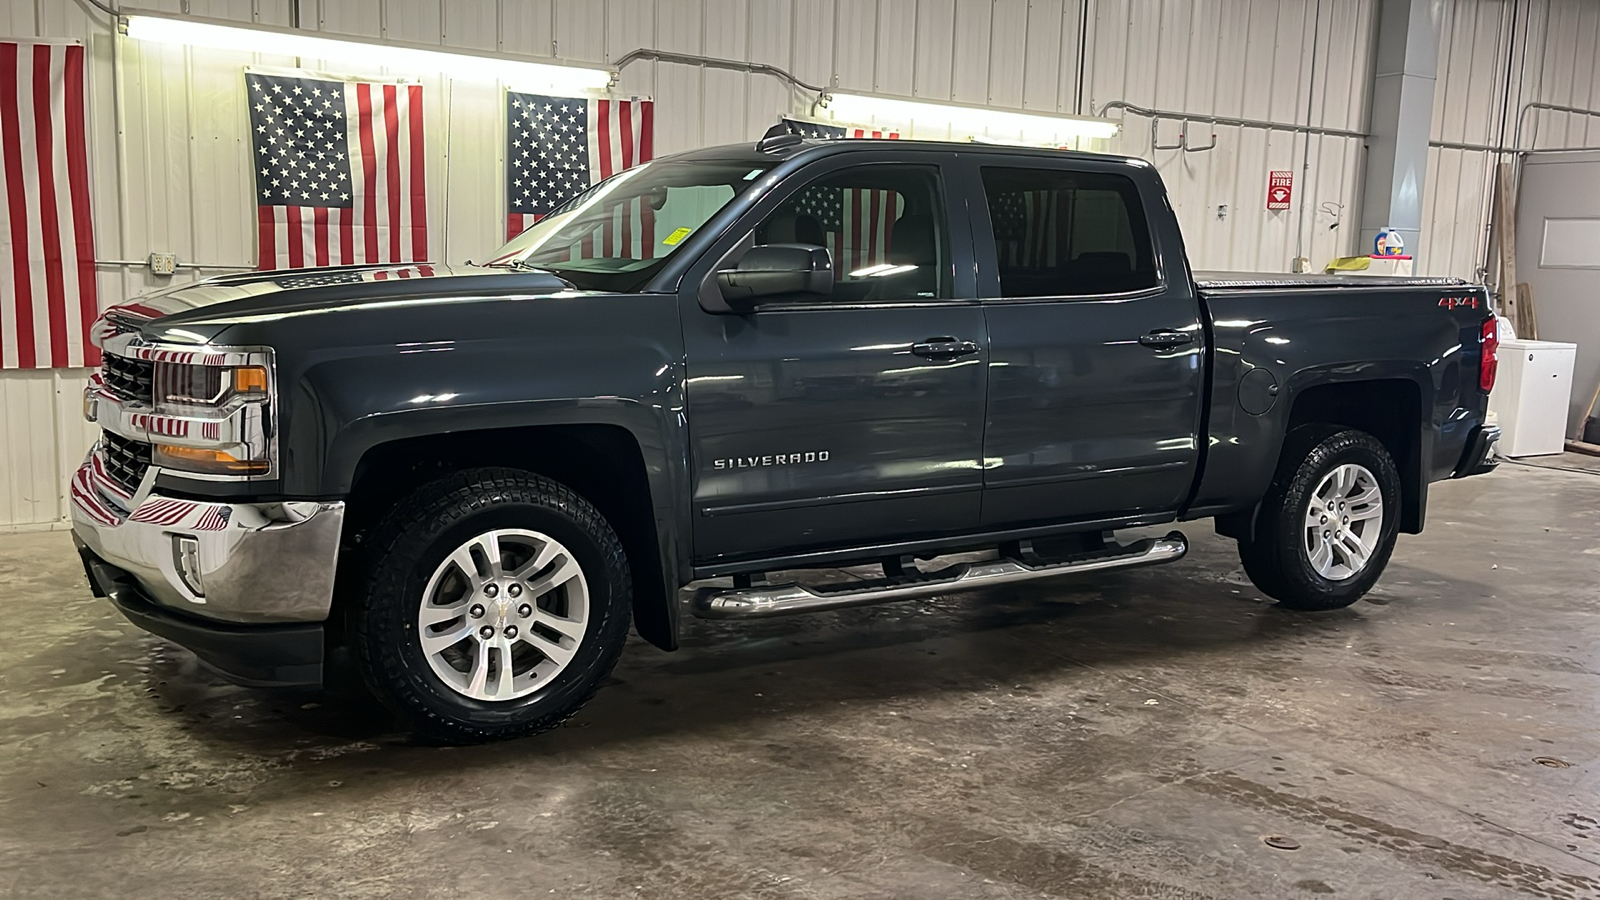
[[338, 423, 681, 651], [1216, 375, 1428, 541], [1284, 378, 1425, 533]]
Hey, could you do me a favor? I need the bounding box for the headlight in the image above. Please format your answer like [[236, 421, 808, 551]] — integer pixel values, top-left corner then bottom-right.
[[147, 352, 275, 478], [154, 363, 270, 412]]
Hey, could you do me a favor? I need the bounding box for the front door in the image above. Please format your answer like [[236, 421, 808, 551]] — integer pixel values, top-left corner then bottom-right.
[[964, 156, 1205, 528], [680, 156, 987, 563]]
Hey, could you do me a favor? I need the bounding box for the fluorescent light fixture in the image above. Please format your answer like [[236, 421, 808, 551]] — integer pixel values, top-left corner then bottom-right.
[[122, 11, 615, 92], [823, 91, 1120, 142]]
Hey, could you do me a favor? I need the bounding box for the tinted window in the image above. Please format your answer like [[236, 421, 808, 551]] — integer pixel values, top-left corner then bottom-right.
[[980, 167, 1158, 297], [752, 165, 950, 302]]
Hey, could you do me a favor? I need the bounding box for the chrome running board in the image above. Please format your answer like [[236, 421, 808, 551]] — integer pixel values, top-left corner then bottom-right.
[[691, 531, 1188, 620]]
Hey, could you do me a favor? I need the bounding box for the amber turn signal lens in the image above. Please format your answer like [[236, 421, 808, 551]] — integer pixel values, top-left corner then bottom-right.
[[232, 366, 269, 394], [153, 443, 270, 475]]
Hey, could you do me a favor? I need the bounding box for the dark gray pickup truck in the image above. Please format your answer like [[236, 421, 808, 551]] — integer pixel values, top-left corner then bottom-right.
[[72, 135, 1501, 742]]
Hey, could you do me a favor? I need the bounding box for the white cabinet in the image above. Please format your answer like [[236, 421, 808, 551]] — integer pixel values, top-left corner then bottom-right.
[[1490, 339, 1578, 457]]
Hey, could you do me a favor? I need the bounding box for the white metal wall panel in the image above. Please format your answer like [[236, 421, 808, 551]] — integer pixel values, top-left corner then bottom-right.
[[441, 0, 499, 53], [444, 75, 503, 263], [911, 0, 954, 100], [1088, 0, 1375, 274], [499, 0, 556, 57], [702, 0, 749, 147], [743, 0, 794, 135], [0, 369, 95, 530], [0, 371, 66, 529], [1421, 0, 1515, 279], [950, 0, 993, 106]]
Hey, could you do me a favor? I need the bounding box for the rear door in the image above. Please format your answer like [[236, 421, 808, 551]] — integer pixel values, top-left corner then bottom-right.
[[960, 154, 1205, 528], [679, 151, 988, 563]]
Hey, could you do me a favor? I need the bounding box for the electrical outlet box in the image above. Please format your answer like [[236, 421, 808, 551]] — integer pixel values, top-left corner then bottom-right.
[[147, 252, 177, 276]]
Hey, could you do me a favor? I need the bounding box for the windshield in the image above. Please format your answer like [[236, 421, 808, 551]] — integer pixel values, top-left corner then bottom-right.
[[483, 159, 769, 291]]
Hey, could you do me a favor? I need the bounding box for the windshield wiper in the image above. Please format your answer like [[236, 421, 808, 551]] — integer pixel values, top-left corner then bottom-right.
[[478, 258, 578, 289]]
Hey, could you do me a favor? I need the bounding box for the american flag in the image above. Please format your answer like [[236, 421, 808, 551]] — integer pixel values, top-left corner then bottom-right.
[[0, 41, 99, 369], [196, 505, 231, 532], [991, 189, 1064, 267], [781, 117, 900, 140], [247, 70, 427, 270], [506, 94, 653, 245], [790, 182, 905, 279]]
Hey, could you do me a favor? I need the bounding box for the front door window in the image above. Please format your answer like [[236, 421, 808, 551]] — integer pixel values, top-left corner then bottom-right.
[[753, 165, 951, 302]]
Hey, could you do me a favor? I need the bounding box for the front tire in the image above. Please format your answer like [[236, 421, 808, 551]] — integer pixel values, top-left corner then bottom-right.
[[354, 468, 632, 743], [1238, 427, 1400, 611]]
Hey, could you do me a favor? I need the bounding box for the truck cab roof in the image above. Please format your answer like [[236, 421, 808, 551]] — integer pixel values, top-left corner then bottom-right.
[[662, 136, 1152, 171]]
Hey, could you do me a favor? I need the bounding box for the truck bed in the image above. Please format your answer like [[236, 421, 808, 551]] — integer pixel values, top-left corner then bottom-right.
[[1185, 270, 1492, 526]]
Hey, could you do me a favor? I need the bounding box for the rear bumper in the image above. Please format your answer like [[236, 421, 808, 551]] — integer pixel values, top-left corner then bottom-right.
[[1454, 424, 1501, 478], [79, 541, 323, 687]]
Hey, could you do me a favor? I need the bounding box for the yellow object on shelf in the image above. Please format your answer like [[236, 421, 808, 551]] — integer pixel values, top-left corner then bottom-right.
[[1324, 255, 1414, 276]]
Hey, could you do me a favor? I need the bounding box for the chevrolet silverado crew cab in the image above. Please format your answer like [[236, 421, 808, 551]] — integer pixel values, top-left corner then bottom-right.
[[72, 134, 1502, 742]]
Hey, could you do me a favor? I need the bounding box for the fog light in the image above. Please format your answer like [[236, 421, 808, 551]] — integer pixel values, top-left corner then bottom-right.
[[172, 534, 204, 597]]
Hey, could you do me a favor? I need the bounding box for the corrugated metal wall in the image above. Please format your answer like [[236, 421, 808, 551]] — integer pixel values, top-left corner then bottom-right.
[[1423, 0, 1600, 280], [0, 0, 1590, 527], [1086, 0, 1376, 273]]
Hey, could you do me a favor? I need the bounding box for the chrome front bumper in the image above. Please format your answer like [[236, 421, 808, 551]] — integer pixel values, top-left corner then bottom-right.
[[69, 448, 344, 625]]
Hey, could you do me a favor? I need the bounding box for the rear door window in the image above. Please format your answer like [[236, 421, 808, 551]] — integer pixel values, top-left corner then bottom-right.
[[979, 167, 1159, 297]]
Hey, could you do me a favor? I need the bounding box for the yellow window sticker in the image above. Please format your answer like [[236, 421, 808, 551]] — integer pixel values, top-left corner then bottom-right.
[[662, 227, 693, 246]]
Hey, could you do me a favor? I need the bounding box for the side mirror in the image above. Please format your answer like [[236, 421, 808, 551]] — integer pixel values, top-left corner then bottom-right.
[[714, 244, 833, 308]]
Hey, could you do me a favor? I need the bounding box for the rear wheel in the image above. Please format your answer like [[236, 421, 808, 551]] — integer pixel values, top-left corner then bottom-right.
[[354, 468, 631, 743], [1238, 428, 1400, 610]]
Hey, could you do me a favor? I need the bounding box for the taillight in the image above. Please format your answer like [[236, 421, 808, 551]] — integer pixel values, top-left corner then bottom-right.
[[1479, 317, 1499, 392]]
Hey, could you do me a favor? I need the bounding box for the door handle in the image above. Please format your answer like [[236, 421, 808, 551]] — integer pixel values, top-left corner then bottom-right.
[[1138, 329, 1194, 349], [911, 337, 980, 360]]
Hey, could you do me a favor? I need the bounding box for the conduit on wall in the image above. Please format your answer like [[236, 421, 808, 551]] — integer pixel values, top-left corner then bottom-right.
[[611, 48, 827, 95]]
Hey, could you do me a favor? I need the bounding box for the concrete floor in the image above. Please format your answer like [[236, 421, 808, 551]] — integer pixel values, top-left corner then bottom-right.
[[3, 460, 1600, 899]]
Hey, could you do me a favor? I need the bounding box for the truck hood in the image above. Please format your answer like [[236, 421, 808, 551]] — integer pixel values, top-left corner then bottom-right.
[[100, 263, 581, 344]]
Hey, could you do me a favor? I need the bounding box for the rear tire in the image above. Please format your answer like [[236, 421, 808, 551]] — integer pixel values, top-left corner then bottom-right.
[[353, 468, 632, 743], [1238, 427, 1400, 611]]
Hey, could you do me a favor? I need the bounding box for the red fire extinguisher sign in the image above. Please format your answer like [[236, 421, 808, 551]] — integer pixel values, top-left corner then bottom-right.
[[1267, 171, 1293, 210]]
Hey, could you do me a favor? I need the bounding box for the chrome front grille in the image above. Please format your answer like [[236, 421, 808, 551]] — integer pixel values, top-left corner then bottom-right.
[[101, 431, 152, 493], [102, 353, 154, 404]]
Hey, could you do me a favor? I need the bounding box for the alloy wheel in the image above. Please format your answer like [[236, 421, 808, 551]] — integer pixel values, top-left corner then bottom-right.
[[417, 528, 590, 701], [1303, 463, 1384, 581]]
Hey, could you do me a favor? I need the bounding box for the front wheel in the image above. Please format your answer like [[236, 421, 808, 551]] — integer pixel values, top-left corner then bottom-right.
[[353, 468, 632, 743], [1238, 427, 1401, 610]]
